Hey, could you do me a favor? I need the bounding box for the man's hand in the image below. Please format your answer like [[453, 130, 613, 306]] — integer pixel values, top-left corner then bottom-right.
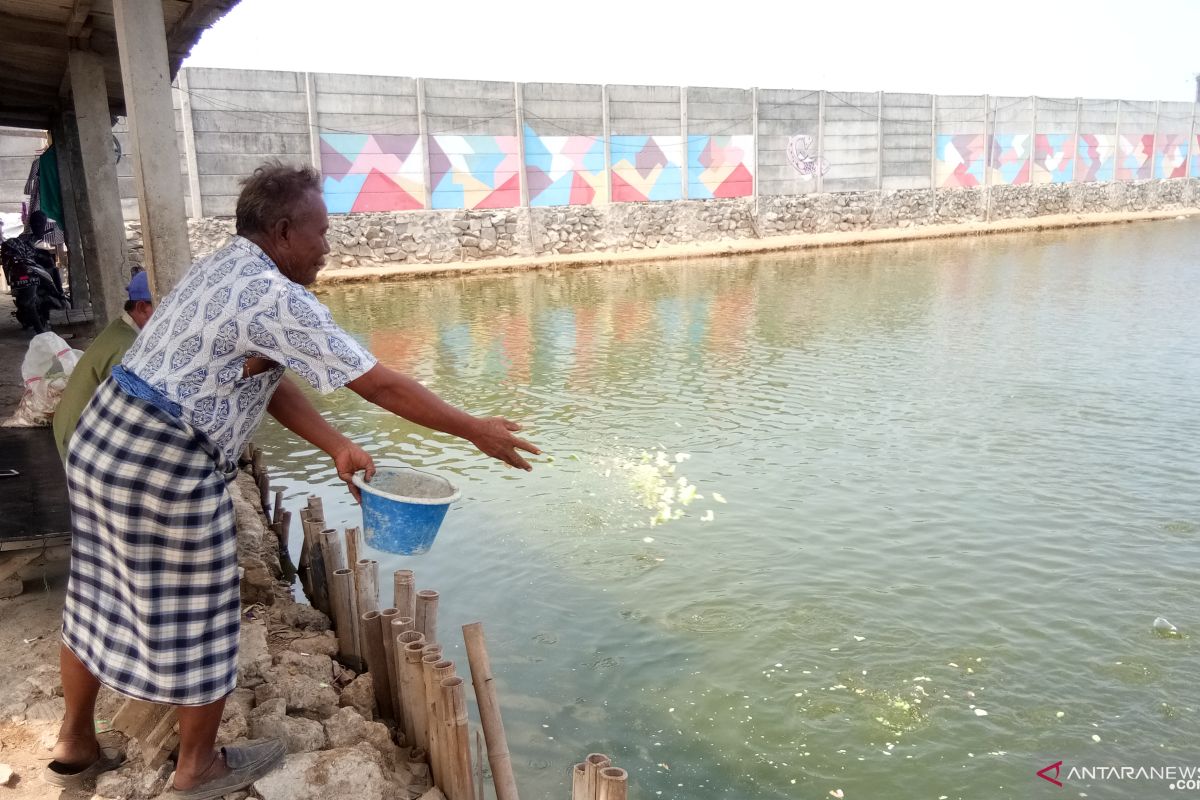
[[468, 417, 540, 471], [332, 439, 376, 502]]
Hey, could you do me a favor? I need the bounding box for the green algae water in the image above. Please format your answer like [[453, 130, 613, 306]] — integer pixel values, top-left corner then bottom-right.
[[256, 218, 1200, 799]]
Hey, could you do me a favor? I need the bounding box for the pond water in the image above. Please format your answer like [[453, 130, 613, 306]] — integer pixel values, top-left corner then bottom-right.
[[255, 218, 1200, 799]]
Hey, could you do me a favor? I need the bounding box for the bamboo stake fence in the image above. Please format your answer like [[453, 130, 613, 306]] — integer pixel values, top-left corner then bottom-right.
[[244, 443, 624, 800]]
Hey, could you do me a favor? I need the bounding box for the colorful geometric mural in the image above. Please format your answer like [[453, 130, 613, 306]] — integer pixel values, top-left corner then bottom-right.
[[315, 122, 1184, 210], [987, 134, 1031, 185], [1194, 135, 1200, 178], [1116, 134, 1154, 181], [320, 133, 425, 213], [523, 126, 607, 206], [687, 135, 754, 198], [610, 135, 683, 202], [1032, 134, 1076, 183], [429, 135, 521, 209], [936, 134, 985, 188], [1154, 134, 1189, 179], [1076, 134, 1115, 182]]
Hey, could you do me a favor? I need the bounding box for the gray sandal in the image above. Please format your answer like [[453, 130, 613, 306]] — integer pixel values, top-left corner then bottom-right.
[[162, 739, 285, 800], [43, 747, 125, 788]]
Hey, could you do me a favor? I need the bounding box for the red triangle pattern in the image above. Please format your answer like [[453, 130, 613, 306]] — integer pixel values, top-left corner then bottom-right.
[[477, 175, 521, 209], [351, 169, 423, 212], [1013, 160, 1031, 185], [714, 163, 753, 198], [569, 171, 595, 205], [611, 171, 647, 203]]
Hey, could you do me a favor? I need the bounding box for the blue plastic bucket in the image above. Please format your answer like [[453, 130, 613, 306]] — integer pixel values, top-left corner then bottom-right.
[[353, 467, 461, 555]]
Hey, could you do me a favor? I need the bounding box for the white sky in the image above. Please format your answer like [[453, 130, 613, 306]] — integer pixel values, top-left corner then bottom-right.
[[185, 0, 1200, 103]]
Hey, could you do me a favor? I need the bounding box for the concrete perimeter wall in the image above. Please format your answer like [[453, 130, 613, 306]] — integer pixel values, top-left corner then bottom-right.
[[4, 67, 1199, 270]]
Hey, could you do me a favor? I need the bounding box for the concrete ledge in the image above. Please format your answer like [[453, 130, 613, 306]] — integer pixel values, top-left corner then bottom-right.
[[314, 207, 1200, 285]]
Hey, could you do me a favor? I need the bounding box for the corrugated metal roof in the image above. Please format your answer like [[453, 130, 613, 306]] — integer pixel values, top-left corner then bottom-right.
[[0, 0, 239, 129]]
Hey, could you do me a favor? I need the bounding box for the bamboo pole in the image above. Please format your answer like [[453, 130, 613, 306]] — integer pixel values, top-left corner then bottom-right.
[[422, 657, 441, 786], [277, 509, 296, 582], [462, 622, 519, 800], [416, 589, 439, 642], [307, 494, 324, 520], [584, 754, 611, 800], [404, 640, 431, 751], [570, 763, 588, 800], [301, 514, 323, 551], [251, 446, 263, 478], [597, 767, 627, 800], [303, 515, 331, 617], [394, 569, 416, 619], [430, 659, 456, 793], [391, 617, 416, 666], [379, 607, 401, 721], [256, 470, 270, 512], [392, 616, 416, 642], [355, 560, 379, 612], [345, 527, 362, 575], [475, 730, 484, 800], [330, 567, 361, 670], [420, 649, 446, 787], [272, 489, 283, 526], [440, 677, 475, 800], [272, 510, 289, 553], [395, 629, 425, 744], [361, 609, 394, 720], [319, 528, 346, 574], [296, 509, 315, 603], [355, 560, 380, 687]]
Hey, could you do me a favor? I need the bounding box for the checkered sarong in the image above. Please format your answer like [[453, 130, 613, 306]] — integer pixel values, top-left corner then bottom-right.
[[61, 376, 240, 706]]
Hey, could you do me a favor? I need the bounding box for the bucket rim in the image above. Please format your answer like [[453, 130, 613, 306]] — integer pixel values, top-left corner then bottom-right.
[[353, 467, 461, 506]]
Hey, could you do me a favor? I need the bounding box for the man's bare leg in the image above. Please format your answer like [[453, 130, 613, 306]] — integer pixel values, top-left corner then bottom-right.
[[170, 698, 231, 790], [56, 644, 231, 789], [52, 645, 101, 767]]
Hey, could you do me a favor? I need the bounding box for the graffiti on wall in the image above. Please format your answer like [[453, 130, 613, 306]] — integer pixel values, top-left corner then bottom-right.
[[1116, 134, 1154, 181], [1076, 134, 1115, 182], [687, 135, 754, 198], [1154, 134, 1189, 179], [523, 126, 608, 206], [429, 135, 521, 209], [610, 136, 683, 202], [986, 134, 1031, 185], [1194, 135, 1200, 178], [936, 134, 985, 188], [786, 135, 828, 180], [1032, 134, 1075, 184], [320, 133, 426, 213]]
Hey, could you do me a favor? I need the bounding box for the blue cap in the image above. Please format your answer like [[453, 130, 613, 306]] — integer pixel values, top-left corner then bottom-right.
[[126, 271, 152, 302]]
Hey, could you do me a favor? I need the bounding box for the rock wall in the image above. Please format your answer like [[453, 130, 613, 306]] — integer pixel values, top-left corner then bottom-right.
[[124, 179, 1200, 273]]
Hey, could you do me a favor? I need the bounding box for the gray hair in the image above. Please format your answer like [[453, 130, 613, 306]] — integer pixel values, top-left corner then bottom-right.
[[235, 161, 322, 235]]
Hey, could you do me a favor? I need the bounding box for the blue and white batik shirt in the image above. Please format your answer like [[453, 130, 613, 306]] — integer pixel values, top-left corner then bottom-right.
[[122, 236, 377, 464]]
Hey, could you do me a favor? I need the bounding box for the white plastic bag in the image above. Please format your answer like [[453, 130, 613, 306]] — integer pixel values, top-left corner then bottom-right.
[[3, 332, 84, 427]]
